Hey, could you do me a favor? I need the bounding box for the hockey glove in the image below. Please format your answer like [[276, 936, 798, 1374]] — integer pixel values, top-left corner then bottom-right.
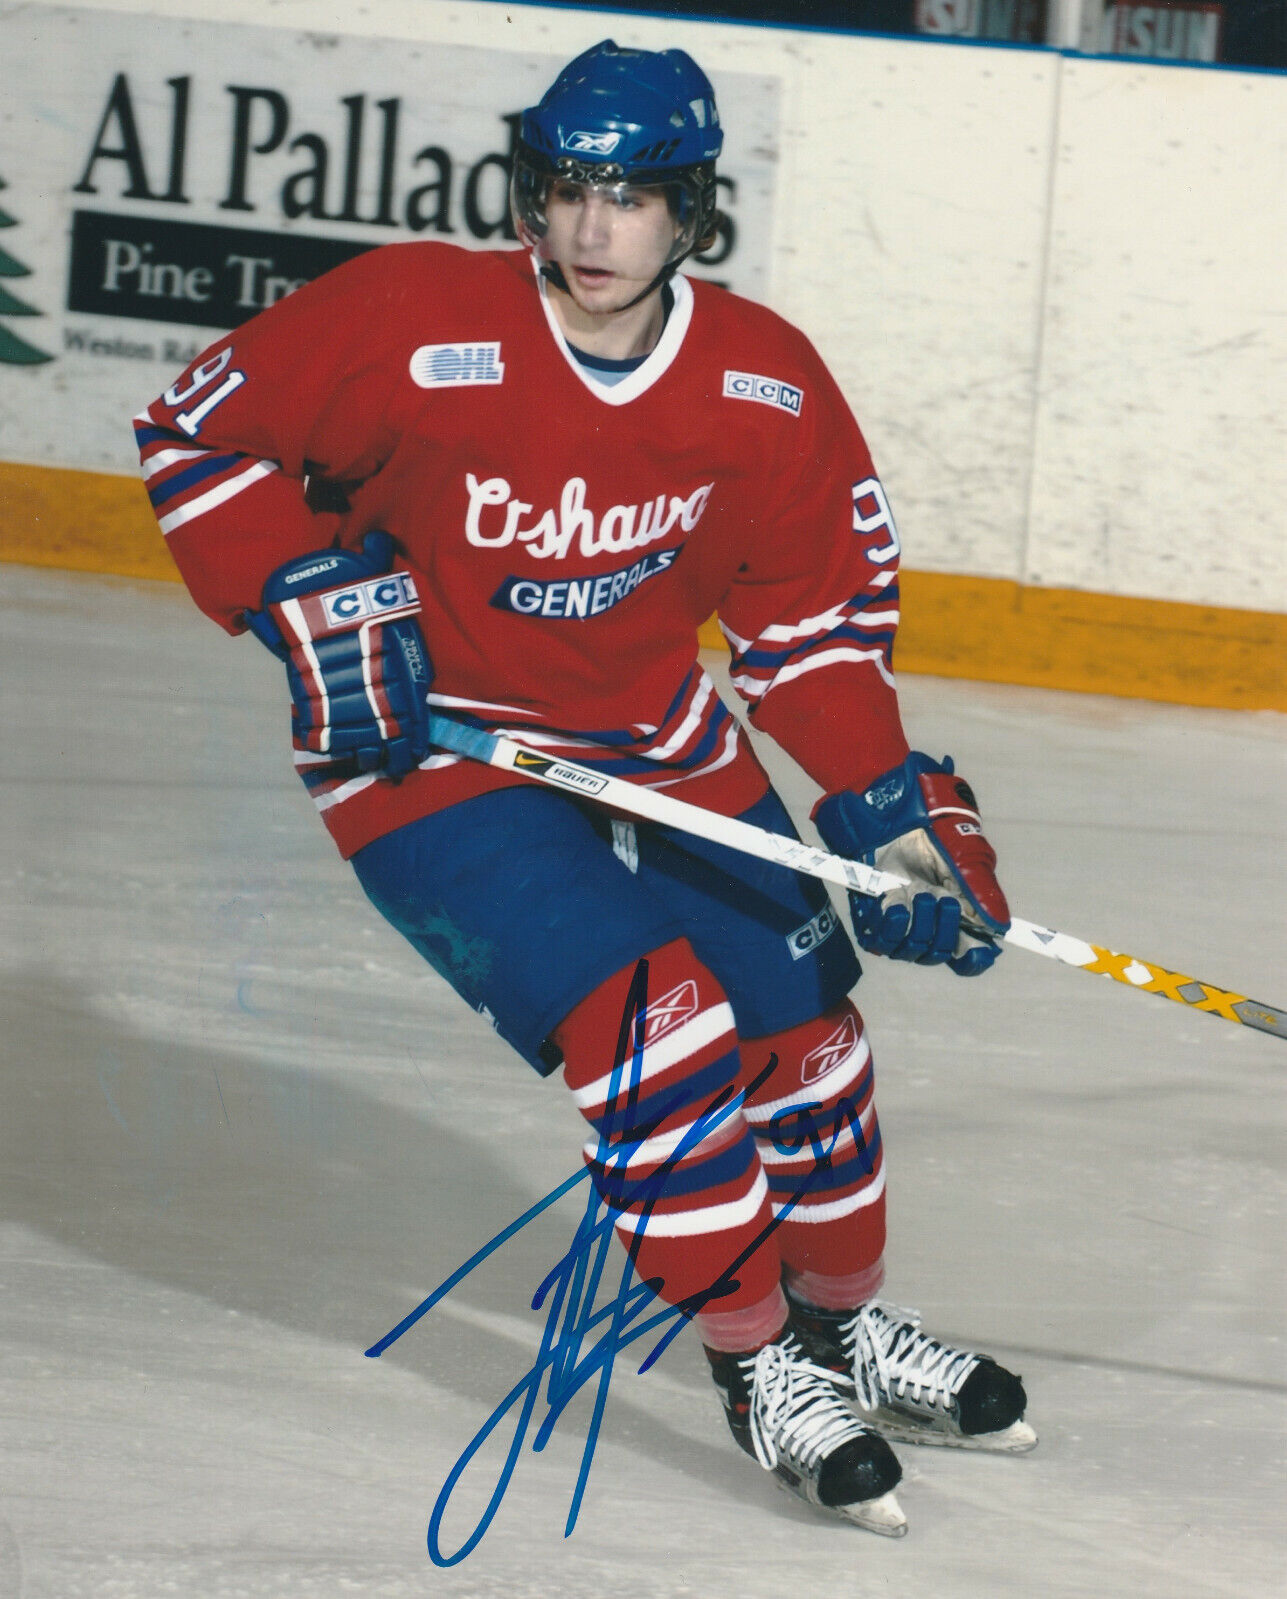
[[246, 531, 433, 779], [814, 753, 1010, 977]]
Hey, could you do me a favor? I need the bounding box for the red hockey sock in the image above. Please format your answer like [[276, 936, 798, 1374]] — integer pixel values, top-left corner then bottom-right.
[[553, 938, 783, 1321], [738, 1000, 886, 1284]]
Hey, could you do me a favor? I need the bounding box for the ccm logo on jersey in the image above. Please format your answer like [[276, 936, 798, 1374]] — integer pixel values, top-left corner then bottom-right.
[[319, 572, 418, 630], [786, 904, 838, 962], [723, 370, 803, 417], [409, 342, 505, 388]]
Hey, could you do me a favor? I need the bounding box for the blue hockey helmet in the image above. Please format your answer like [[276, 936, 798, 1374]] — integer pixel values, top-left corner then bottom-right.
[[512, 39, 724, 270]]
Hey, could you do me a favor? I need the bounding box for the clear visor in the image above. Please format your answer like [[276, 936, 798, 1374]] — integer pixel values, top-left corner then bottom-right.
[[513, 163, 701, 265]]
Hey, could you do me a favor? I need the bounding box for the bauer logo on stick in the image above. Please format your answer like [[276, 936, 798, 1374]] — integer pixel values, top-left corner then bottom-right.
[[512, 750, 609, 796], [543, 762, 609, 796]]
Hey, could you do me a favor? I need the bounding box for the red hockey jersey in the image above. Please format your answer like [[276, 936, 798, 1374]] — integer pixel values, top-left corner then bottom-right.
[[136, 243, 909, 857]]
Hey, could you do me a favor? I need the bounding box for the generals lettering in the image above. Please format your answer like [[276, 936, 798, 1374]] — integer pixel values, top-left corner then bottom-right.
[[491, 550, 681, 619]]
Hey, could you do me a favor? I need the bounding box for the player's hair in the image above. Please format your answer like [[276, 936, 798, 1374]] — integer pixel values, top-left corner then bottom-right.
[[511, 39, 724, 298]]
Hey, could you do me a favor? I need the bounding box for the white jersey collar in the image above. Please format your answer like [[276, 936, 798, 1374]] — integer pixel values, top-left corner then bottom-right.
[[532, 252, 693, 407]]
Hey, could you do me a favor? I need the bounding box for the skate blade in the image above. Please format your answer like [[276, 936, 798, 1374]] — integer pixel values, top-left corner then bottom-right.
[[771, 1477, 908, 1537], [838, 1489, 908, 1537], [867, 1409, 1038, 1454]]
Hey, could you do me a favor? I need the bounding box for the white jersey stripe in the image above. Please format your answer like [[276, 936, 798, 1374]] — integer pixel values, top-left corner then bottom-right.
[[842, 609, 900, 628], [758, 604, 849, 643], [426, 691, 544, 719], [311, 771, 380, 811], [718, 619, 752, 653], [142, 446, 210, 478], [649, 719, 741, 791], [157, 458, 278, 534], [647, 671, 714, 761], [739, 645, 896, 696]]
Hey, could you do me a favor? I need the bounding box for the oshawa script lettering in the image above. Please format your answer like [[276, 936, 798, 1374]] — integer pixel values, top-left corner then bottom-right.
[[464, 472, 715, 560]]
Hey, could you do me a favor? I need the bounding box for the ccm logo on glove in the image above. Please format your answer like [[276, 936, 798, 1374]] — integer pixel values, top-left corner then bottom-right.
[[246, 532, 433, 780], [321, 573, 418, 629]]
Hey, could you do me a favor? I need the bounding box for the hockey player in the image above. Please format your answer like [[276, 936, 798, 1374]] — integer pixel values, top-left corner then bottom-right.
[[135, 40, 1034, 1537]]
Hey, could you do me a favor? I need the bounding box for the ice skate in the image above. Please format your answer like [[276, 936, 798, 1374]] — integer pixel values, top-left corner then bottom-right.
[[706, 1327, 907, 1536], [788, 1298, 1037, 1454]]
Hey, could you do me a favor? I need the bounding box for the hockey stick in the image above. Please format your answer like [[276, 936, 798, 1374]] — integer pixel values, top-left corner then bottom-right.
[[424, 714, 1287, 1043]]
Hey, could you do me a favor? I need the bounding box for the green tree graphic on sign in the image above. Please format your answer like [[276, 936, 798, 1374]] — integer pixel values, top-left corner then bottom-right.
[[0, 175, 53, 364]]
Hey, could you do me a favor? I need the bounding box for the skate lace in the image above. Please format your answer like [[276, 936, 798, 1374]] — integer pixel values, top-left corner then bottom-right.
[[847, 1303, 978, 1415], [747, 1341, 870, 1474]]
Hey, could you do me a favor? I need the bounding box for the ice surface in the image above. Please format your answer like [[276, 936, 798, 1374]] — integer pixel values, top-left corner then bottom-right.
[[1, 566, 1284, 1597]]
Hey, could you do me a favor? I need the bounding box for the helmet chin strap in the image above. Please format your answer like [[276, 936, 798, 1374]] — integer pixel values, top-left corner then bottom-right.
[[537, 259, 569, 294], [538, 253, 686, 314]]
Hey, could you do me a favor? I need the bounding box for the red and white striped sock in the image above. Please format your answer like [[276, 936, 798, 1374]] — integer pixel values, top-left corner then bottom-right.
[[552, 938, 784, 1334], [739, 1000, 886, 1287]]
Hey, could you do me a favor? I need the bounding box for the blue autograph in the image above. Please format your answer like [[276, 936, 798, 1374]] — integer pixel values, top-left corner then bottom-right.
[[366, 960, 875, 1566]]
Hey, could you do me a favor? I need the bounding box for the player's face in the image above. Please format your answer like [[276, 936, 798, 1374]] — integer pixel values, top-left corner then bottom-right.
[[541, 179, 681, 315]]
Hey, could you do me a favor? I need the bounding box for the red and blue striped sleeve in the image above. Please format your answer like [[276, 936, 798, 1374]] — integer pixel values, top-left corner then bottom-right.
[[717, 345, 910, 797], [133, 248, 413, 631]]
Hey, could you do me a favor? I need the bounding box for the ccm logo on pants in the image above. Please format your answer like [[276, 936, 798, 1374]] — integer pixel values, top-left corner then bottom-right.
[[786, 905, 837, 961]]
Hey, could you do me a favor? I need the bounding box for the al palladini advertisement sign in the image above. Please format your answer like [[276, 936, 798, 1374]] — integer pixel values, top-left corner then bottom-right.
[[0, 5, 779, 474]]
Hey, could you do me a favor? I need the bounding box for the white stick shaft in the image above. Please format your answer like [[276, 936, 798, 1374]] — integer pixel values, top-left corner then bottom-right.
[[424, 714, 1287, 1042], [425, 715, 904, 897]]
